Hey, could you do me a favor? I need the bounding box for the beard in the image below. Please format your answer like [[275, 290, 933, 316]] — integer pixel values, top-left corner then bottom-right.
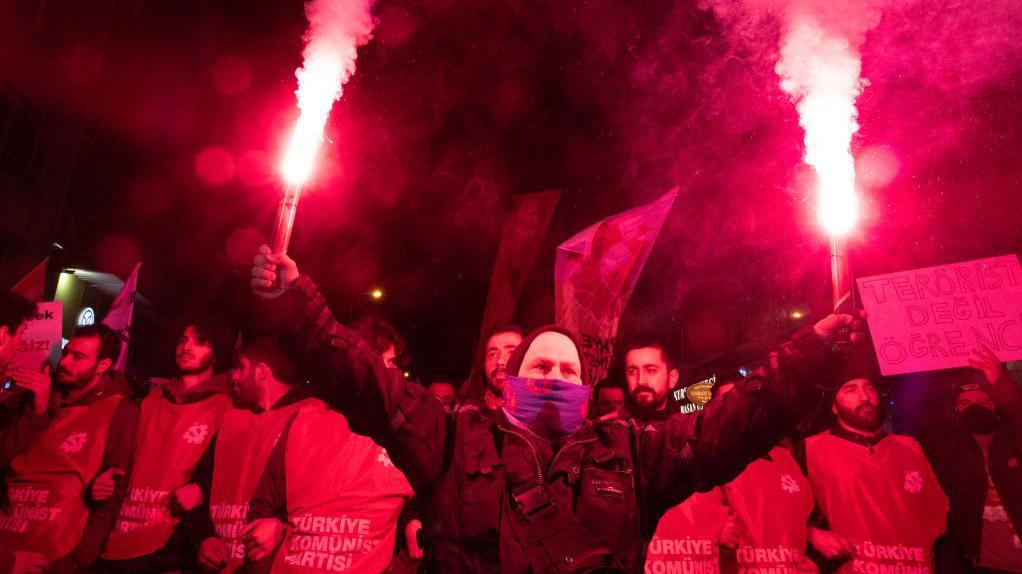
[[232, 374, 261, 410], [487, 368, 505, 396], [836, 402, 883, 432], [56, 364, 97, 389], [631, 385, 665, 409], [177, 351, 214, 375]]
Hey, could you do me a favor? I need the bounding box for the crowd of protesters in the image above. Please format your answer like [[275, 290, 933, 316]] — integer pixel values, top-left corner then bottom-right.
[[0, 245, 1017, 574]]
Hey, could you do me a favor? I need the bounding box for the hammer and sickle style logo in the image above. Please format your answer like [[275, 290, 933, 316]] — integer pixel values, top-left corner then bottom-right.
[[182, 423, 210, 445], [377, 448, 395, 468], [780, 474, 800, 494], [903, 470, 923, 494], [60, 432, 88, 454]]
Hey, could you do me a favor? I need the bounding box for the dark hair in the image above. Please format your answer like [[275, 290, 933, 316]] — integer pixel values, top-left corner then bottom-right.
[[0, 291, 35, 333], [239, 336, 300, 385], [461, 323, 527, 401], [175, 317, 237, 373], [593, 377, 626, 398], [619, 333, 676, 372], [73, 324, 122, 366], [484, 323, 525, 345], [352, 316, 407, 365]]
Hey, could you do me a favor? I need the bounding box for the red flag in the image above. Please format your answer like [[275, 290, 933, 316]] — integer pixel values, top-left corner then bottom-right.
[[102, 263, 141, 372], [466, 190, 561, 399], [555, 189, 677, 382], [11, 258, 48, 302], [478, 190, 561, 342]]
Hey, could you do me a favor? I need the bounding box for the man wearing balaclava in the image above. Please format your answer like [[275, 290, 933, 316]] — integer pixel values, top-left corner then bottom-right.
[[798, 357, 949, 574], [249, 246, 866, 573], [916, 347, 1022, 574]]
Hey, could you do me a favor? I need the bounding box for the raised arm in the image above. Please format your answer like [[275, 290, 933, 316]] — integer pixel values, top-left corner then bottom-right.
[[639, 313, 864, 527], [969, 346, 1022, 451], [248, 246, 448, 495]]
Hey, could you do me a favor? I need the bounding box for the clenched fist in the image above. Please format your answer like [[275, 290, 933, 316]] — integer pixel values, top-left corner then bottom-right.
[[251, 245, 300, 299], [242, 518, 285, 562]]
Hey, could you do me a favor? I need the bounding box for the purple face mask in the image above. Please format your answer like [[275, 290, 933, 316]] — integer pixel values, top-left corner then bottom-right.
[[502, 375, 590, 440]]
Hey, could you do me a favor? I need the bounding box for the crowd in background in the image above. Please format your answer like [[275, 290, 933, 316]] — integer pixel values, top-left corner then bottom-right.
[[0, 246, 1017, 574]]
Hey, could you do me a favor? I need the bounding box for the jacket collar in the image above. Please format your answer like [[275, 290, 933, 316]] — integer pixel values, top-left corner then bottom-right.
[[61, 372, 131, 407], [830, 424, 888, 449], [161, 372, 232, 404]]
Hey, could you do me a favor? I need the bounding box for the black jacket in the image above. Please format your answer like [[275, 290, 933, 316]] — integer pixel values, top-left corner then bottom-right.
[[914, 371, 1022, 573], [256, 277, 842, 573]]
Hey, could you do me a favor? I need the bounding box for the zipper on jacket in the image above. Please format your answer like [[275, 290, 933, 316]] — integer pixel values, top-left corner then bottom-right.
[[497, 426, 600, 483], [498, 424, 546, 482], [550, 437, 597, 473]]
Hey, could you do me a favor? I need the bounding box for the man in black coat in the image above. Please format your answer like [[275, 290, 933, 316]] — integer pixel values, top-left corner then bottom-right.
[[249, 246, 866, 573], [916, 347, 1022, 574]]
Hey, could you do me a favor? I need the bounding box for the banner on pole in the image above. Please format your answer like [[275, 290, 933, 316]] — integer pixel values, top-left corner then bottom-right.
[[11, 258, 48, 302], [478, 190, 561, 345], [555, 189, 678, 383], [102, 263, 141, 372]]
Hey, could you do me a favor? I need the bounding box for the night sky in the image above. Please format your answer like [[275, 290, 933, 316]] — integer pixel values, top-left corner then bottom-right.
[[8, 0, 1022, 383]]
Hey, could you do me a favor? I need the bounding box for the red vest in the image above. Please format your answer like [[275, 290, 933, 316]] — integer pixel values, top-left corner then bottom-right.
[[0, 395, 125, 560], [209, 400, 314, 573], [722, 445, 814, 574], [271, 404, 413, 574], [806, 431, 949, 574], [102, 388, 232, 560], [645, 488, 729, 574]]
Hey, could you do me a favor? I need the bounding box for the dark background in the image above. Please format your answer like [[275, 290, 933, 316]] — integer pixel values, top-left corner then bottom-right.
[[2, 0, 1020, 383]]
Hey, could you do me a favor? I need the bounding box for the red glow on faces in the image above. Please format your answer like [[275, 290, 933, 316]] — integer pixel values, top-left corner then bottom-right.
[[194, 146, 236, 186], [210, 55, 252, 96]]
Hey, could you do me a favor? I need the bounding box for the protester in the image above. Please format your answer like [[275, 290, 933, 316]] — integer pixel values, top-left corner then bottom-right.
[[196, 336, 321, 573], [799, 367, 949, 574], [352, 316, 424, 571], [249, 245, 865, 572], [591, 377, 627, 420], [716, 381, 817, 574], [915, 348, 1022, 574], [353, 316, 407, 370], [645, 489, 733, 574], [101, 319, 235, 572], [241, 337, 414, 573], [621, 335, 680, 422], [462, 323, 524, 410], [0, 290, 48, 574], [643, 380, 740, 574], [0, 324, 139, 573], [0, 291, 49, 462], [425, 376, 457, 411]]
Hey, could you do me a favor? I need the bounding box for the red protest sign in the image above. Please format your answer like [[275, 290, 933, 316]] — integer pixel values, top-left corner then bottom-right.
[[857, 255, 1022, 376]]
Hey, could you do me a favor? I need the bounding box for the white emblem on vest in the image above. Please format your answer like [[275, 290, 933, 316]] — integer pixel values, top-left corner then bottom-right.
[[60, 432, 88, 453], [903, 470, 923, 493], [182, 423, 210, 445], [781, 473, 800, 494], [377, 448, 395, 468]]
